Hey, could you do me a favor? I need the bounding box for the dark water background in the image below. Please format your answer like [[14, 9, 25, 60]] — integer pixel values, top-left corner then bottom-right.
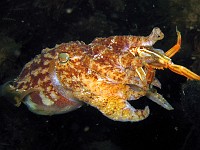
[[0, 0, 200, 150]]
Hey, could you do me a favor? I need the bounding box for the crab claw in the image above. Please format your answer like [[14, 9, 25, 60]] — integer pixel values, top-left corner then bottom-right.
[[168, 63, 200, 80]]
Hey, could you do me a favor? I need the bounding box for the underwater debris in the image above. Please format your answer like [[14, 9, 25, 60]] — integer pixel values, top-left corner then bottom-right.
[[190, 32, 200, 74], [168, 0, 200, 29], [181, 81, 200, 126], [0, 33, 21, 65], [0, 33, 21, 81], [82, 140, 121, 150], [181, 81, 200, 150]]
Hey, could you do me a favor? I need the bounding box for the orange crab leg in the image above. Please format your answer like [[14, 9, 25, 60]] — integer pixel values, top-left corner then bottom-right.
[[168, 63, 200, 80], [165, 28, 181, 58], [164, 28, 200, 80], [146, 66, 156, 84]]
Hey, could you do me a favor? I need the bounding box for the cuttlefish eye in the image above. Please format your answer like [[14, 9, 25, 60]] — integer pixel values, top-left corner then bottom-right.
[[58, 52, 70, 63]]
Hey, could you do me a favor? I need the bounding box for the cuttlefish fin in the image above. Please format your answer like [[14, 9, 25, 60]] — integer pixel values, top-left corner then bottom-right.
[[0, 81, 37, 107]]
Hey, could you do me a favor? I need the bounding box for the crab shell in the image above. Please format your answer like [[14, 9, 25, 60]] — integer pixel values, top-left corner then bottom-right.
[[1, 27, 200, 122]]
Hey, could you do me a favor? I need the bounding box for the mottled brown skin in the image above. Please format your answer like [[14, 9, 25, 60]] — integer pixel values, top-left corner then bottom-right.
[[13, 45, 83, 115], [1, 27, 200, 122], [54, 42, 150, 121]]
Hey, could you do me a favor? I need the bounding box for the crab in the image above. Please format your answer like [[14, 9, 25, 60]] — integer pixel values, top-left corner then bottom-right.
[[0, 27, 200, 122]]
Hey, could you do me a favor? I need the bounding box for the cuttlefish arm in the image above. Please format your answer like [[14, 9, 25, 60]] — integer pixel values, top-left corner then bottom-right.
[[146, 88, 174, 110]]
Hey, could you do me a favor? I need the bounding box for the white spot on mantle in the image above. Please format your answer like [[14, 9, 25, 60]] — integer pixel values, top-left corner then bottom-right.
[[40, 92, 54, 106]]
